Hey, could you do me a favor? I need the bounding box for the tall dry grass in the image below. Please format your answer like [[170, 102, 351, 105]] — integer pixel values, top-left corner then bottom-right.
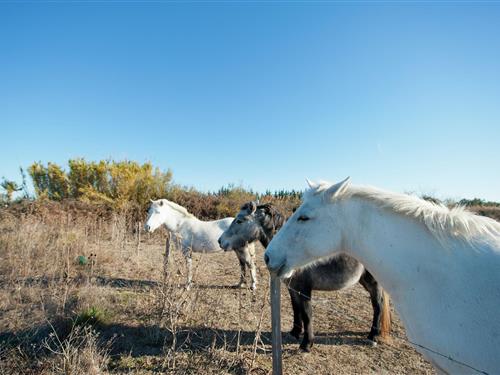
[[2, 196, 497, 374], [0, 201, 272, 375]]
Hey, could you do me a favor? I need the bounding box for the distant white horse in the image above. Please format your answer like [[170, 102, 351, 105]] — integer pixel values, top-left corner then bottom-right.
[[265, 178, 500, 374], [144, 199, 257, 290]]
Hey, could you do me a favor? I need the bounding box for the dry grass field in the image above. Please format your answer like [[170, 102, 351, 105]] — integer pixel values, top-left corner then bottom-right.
[[0, 201, 444, 374]]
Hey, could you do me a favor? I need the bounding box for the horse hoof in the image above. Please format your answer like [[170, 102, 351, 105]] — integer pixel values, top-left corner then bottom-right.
[[289, 329, 302, 340], [299, 344, 312, 353], [369, 335, 392, 345], [367, 339, 378, 347]]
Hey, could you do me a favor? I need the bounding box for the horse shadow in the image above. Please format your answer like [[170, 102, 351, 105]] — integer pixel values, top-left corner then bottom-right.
[[5, 275, 243, 291], [93, 276, 247, 291], [1, 277, 375, 368], [97, 324, 373, 357], [93, 276, 249, 291], [0, 321, 373, 359], [191, 283, 252, 290], [309, 331, 373, 347], [1, 275, 162, 290]]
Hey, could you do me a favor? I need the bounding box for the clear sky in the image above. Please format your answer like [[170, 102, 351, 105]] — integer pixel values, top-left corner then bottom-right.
[[1, 2, 499, 201]]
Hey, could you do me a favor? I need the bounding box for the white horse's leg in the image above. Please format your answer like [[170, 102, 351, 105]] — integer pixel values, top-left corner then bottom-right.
[[234, 249, 247, 287], [239, 256, 247, 287], [247, 243, 257, 290], [236, 244, 257, 290]]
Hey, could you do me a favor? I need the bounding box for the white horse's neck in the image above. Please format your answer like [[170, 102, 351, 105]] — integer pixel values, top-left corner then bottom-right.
[[163, 207, 198, 233], [336, 196, 500, 373], [339, 198, 447, 301]]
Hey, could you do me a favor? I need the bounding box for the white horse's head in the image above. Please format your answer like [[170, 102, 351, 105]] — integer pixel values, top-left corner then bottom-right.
[[144, 199, 174, 233], [264, 177, 351, 277]]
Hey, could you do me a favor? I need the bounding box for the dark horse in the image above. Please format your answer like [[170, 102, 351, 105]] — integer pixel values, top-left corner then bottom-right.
[[218, 202, 391, 352]]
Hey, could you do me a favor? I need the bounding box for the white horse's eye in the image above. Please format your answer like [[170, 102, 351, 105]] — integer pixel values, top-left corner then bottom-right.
[[297, 215, 310, 222]]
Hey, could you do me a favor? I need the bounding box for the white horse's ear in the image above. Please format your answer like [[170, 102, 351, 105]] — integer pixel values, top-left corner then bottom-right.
[[325, 177, 351, 201], [150, 199, 154, 203], [305, 178, 318, 189]]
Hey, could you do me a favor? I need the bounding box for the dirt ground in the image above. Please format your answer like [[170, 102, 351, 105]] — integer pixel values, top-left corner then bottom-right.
[[0, 212, 436, 374], [150, 243, 435, 375]]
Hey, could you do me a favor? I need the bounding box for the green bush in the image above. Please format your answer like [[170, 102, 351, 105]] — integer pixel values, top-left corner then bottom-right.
[[0, 178, 21, 202], [75, 306, 111, 328], [458, 198, 500, 207], [28, 159, 173, 213], [25, 158, 304, 221], [15, 159, 500, 224]]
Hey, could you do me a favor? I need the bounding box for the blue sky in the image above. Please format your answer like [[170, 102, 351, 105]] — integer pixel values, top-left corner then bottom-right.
[[1, 2, 499, 201]]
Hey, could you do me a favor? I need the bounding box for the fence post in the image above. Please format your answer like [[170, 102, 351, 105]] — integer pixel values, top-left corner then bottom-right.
[[270, 275, 283, 375], [136, 221, 141, 256], [163, 231, 171, 283]]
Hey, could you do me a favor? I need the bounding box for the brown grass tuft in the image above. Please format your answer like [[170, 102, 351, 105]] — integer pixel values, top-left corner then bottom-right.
[[0, 200, 441, 374]]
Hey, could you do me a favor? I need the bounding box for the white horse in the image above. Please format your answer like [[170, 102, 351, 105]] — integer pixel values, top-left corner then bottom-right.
[[144, 199, 257, 290], [264, 178, 500, 375]]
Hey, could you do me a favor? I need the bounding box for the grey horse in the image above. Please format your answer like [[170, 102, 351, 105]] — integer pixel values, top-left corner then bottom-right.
[[218, 202, 391, 352]]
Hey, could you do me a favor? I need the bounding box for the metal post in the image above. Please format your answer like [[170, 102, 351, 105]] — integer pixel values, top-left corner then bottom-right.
[[270, 275, 283, 375]]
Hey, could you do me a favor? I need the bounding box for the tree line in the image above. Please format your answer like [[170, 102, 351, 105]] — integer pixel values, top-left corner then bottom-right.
[[1, 159, 302, 220]]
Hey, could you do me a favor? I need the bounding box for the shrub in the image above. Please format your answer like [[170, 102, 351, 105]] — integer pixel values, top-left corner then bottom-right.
[[0, 178, 22, 202], [42, 324, 111, 375], [458, 198, 500, 207], [24, 158, 305, 222], [28, 159, 173, 214], [75, 306, 111, 328]]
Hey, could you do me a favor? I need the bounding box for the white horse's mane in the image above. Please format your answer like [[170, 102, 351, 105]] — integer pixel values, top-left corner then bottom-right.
[[157, 199, 196, 219], [307, 182, 500, 247]]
